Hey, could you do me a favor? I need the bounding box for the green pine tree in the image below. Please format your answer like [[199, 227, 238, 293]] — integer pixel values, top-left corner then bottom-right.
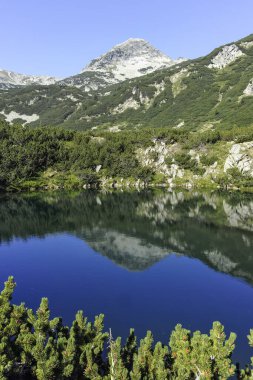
[[0, 277, 16, 379]]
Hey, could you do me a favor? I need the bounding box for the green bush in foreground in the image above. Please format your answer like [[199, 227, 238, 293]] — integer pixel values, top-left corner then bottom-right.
[[0, 277, 253, 379]]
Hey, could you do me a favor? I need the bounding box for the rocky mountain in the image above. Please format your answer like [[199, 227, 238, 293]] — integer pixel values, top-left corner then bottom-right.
[[0, 69, 59, 89], [82, 38, 177, 77], [0, 39, 181, 92], [0, 33, 253, 131], [70, 33, 253, 132], [60, 38, 183, 91]]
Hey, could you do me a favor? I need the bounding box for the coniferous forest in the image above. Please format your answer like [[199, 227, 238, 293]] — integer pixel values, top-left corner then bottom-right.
[[1, 277, 253, 380], [1, 120, 253, 192]]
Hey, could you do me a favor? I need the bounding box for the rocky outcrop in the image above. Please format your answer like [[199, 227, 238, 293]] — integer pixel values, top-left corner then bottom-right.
[[203, 161, 218, 177], [243, 79, 253, 96], [112, 97, 140, 114], [208, 44, 244, 69], [111, 81, 167, 114], [138, 140, 169, 166], [224, 142, 253, 176], [0, 110, 39, 124], [153, 81, 166, 96], [0, 69, 59, 89], [137, 140, 184, 183], [240, 41, 253, 49], [170, 69, 189, 97]]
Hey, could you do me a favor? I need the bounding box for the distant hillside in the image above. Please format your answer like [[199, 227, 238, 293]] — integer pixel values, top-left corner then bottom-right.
[[0, 34, 253, 131], [0, 69, 59, 89], [0, 38, 179, 92]]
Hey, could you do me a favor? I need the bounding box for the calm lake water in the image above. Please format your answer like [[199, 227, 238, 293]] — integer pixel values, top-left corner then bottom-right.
[[1, 189, 253, 365]]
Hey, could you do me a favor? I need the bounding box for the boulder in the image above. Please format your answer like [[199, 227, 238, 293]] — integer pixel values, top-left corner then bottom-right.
[[224, 142, 253, 176]]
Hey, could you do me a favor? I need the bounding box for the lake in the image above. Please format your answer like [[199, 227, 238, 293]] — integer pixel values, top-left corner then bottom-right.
[[1, 189, 253, 366]]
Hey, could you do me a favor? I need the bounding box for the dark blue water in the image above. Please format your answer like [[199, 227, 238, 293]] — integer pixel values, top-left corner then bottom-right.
[[1, 190, 253, 366]]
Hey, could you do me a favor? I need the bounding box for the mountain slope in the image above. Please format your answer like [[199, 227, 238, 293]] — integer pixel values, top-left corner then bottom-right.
[[59, 33, 253, 131], [0, 34, 253, 131]]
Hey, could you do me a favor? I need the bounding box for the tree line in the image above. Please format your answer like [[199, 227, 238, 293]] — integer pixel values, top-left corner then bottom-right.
[[0, 121, 155, 191], [1, 120, 253, 192]]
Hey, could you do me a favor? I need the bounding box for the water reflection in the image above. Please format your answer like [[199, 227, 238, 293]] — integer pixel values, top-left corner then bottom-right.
[[1, 190, 253, 282]]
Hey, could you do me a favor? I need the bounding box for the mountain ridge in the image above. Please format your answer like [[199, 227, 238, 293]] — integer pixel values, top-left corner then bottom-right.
[[0, 33, 253, 131], [0, 69, 60, 89], [0, 38, 184, 91]]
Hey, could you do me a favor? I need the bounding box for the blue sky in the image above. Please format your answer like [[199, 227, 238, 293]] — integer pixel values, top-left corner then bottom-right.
[[1, 0, 253, 77]]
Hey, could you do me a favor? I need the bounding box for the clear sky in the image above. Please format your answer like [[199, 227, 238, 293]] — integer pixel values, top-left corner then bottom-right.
[[1, 0, 253, 78]]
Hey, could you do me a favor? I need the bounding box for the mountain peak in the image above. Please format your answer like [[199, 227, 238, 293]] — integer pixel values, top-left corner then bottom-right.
[[80, 38, 176, 83], [112, 38, 153, 50], [111, 37, 168, 57], [116, 37, 147, 45]]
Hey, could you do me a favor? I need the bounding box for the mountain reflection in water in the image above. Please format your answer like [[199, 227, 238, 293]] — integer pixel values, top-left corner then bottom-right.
[[1, 189, 253, 283]]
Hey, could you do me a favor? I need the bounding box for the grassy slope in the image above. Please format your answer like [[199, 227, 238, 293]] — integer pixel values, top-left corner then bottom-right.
[[1, 34, 253, 132]]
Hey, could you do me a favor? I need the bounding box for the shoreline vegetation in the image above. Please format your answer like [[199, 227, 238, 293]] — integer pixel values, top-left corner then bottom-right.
[[1, 277, 253, 380], [1, 121, 253, 194]]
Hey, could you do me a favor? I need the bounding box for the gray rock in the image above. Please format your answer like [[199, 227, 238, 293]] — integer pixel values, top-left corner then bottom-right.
[[224, 142, 253, 176], [208, 44, 244, 69], [243, 79, 253, 96]]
